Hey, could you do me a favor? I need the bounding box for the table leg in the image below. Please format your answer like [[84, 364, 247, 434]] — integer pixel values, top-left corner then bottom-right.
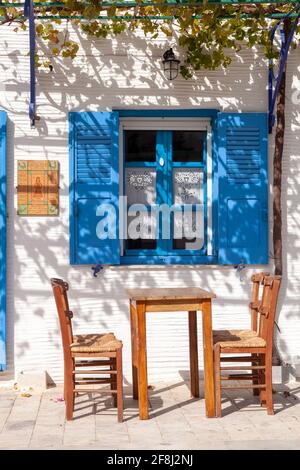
[[130, 301, 138, 400], [188, 311, 199, 398], [202, 300, 216, 418], [136, 301, 149, 420]]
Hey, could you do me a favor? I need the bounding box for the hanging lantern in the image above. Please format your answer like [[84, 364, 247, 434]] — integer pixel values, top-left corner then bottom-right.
[[162, 48, 180, 81]]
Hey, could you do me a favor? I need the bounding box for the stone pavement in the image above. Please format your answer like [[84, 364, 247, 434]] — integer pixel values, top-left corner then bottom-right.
[[0, 380, 300, 450]]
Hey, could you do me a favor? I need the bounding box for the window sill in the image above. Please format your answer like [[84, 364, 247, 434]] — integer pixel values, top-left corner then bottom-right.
[[120, 255, 218, 265]]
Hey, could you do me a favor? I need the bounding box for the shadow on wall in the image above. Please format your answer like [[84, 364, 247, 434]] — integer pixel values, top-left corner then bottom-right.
[[0, 25, 299, 378], [0, 25, 267, 127]]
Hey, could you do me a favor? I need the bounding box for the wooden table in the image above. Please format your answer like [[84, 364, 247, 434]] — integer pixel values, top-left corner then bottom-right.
[[126, 287, 216, 420]]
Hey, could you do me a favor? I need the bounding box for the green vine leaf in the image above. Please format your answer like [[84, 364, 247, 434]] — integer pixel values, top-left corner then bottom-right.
[[0, 2, 295, 75]]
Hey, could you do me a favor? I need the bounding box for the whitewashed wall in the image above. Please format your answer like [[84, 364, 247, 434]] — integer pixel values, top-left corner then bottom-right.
[[0, 23, 300, 384]]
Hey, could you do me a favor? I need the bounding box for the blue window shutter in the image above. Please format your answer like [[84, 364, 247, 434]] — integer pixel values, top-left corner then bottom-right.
[[0, 111, 7, 371], [218, 113, 268, 265], [69, 112, 120, 265]]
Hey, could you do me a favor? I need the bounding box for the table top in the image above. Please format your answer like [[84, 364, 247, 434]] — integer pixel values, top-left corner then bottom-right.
[[125, 287, 216, 301]]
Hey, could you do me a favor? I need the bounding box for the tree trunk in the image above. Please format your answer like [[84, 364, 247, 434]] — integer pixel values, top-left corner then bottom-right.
[[272, 18, 291, 365], [273, 18, 291, 276]]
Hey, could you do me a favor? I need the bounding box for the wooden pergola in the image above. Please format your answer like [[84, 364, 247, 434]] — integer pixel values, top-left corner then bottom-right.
[[1, 0, 299, 129]]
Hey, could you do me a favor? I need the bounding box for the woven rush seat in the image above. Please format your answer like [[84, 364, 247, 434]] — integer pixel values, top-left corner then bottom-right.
[[213, 329, 266, 348], [71, 333, 122, 353]]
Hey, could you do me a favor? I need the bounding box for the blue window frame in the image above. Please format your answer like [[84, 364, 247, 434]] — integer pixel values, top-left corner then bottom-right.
[[117, 110, 218, 265]]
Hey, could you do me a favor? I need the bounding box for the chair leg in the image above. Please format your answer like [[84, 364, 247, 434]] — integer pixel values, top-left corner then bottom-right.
[[65, 371, 74, 421], [265, 351, 274, 415], [252, 353, 259, 396], [259, 354, 267, 407], [110, 358, 117, 407], [214, 344, 222, 418], [116, 348, 124, 423]]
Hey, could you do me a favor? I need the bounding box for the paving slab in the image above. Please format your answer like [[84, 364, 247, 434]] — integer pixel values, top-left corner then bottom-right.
[[0, 381, 299, 449]]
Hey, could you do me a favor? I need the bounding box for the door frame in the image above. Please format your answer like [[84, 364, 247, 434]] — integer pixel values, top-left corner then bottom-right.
[[0, 111, 7, 371]]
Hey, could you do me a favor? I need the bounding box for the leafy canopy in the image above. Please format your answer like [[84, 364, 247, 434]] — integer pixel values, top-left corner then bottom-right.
[[0, 1, 297, 76]]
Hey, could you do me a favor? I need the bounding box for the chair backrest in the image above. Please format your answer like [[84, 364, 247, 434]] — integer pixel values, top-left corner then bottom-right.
[[51, 278, 74, 364], [250, 272, 270, 332], [257, 274, 281, 344]]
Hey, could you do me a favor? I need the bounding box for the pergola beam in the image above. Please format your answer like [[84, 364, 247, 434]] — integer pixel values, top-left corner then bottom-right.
[[1, 1, 300, 21], [0, 1, 300, 7], [1, 12, 300, 20]]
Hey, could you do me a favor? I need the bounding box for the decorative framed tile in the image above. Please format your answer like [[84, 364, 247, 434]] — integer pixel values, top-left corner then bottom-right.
[[17, 160, 59, 216]]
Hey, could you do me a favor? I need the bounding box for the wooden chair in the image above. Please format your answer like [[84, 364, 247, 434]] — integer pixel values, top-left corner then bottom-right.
[[215, 272, 269, 395], [213, 274, 281, 416], [51, 278, 123, 422]]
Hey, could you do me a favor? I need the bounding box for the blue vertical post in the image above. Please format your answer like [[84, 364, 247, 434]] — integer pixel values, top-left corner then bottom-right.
[[268, 4, 300, 133], [0, 111, 7, 371], [24, 0, 36, 127]]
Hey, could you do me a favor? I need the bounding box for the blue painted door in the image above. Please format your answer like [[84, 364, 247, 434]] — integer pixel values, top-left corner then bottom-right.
[[0, 111, 7, 371]]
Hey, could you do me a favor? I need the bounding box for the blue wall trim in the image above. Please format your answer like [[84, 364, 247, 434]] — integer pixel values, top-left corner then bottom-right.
[[0, 111, 7, 371]]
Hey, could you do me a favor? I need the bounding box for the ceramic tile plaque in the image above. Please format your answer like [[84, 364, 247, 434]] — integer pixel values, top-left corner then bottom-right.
[[17, 160, 59, 216]]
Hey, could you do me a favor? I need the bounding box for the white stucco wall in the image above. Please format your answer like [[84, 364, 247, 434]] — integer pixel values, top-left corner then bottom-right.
[[0, 23, 299, 383]]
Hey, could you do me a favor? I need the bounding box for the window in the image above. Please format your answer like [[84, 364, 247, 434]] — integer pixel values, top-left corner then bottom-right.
[[69, 111, 268, 266], [121, 119, 212, 260]]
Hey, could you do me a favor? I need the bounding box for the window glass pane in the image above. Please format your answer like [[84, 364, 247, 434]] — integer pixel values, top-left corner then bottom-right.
[[173, 209, 204, 250], [125, 130, 156, 162], [172, 131, 204, 162], [126, 238, 157, 250], [173, 168, 204, 205], [126, 211, 157, 250], [126, 168, 156, 205]]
